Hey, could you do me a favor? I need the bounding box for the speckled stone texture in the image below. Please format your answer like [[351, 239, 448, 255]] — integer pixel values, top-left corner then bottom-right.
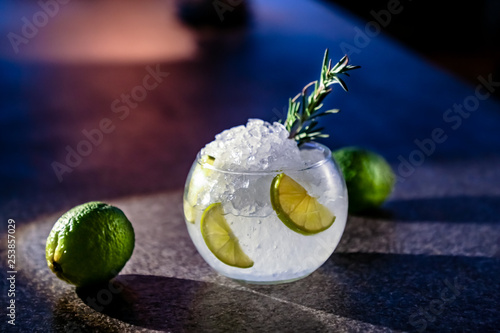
[[3, 184, 499, 332]]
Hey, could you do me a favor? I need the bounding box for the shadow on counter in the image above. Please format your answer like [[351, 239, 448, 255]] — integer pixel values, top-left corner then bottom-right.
[[352, 195, 500, 224], [68, 275, 328, 332], [48, 253, 500, 332]]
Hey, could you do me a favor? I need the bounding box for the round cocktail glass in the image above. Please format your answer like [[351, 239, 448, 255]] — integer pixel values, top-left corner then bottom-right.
[[183, 142, 347, 284]]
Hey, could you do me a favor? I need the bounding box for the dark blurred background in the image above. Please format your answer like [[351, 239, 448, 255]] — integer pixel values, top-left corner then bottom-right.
[[180, 0, 500, 91], [328, 0, 500, 89]]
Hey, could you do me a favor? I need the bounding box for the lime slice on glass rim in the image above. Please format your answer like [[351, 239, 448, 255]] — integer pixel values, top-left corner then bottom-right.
[[200, 203, 254, 268], [271, 173, 336, 235], [183, 155, 215, 223]]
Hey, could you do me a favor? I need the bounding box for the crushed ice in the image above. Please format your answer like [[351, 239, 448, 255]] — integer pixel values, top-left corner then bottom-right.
[[202, 119, 304, 172], [198, 119, 329, 216]]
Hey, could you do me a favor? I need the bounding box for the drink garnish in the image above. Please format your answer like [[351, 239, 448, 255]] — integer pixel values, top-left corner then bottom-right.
[[271, 173, 336, 235], [284, 49, 360, 145], [201, 203, 254, 268]]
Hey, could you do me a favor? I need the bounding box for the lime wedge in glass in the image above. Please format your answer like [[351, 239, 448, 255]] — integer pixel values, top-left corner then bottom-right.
[[184, 155, 215, 223], [271, 173, 335, 235], [200, 203, 254, 268]]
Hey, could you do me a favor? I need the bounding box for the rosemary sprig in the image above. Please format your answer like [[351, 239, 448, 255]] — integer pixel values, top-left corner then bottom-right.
[[284, 49, 360, 145]]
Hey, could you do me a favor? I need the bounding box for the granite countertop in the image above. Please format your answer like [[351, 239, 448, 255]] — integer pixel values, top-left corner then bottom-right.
[[11, 188, 500, 332], [0, 0, 499, 332]]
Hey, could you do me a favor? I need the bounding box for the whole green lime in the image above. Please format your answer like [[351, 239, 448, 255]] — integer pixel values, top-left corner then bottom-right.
[[45, 202, 135, 287], [332, 147, 395, 213]]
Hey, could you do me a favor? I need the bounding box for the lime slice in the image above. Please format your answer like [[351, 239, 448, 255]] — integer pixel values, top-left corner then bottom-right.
[[271, 173, 335, 235], [183, 199, 197, 224], [200, 203, 254, 268], [184, 155, 215, 223]]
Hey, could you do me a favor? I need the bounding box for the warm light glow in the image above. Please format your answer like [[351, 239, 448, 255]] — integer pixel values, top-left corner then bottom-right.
[[1, 0, 197, 63]]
